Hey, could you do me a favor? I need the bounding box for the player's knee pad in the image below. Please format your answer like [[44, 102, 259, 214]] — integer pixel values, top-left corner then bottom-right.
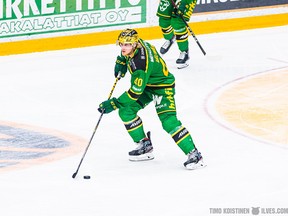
[[171, 17, 186, 31], [118, 107, 135, 122], [159, 112, 182, 133], [159, 17, 171, 29], [118, 103, 142, 122], [159, 113, 195, 154]]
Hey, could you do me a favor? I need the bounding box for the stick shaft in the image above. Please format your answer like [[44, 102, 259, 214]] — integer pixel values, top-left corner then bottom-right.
[[170, 0, 206, 55], [72, 76, 120, 178]]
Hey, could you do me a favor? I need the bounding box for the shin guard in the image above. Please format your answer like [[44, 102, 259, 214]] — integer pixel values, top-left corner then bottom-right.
[[171, 126, 195, 154], [124, 116, 145, 142]]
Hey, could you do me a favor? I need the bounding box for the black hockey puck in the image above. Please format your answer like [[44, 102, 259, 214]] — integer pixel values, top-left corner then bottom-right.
[[83, 175, 91, 179]]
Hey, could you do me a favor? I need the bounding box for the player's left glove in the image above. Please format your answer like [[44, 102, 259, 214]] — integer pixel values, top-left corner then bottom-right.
[[98, 97, 120, 114], [172, 1, 184, 16], [172, 1, 191, 21], [114, 55, 127, 78], [177, 1, 186, 14]]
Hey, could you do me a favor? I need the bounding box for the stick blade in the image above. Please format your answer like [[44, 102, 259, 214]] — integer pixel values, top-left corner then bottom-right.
[[72, 172, 77, 178]]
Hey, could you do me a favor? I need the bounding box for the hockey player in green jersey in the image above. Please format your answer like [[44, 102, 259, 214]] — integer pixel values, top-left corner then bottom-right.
[[157, 0, 197, 69], [98, 29, 205, 170]]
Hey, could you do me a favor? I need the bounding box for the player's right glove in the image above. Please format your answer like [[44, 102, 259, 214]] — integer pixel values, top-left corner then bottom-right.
[[114, 55, 127, 78], [98, 97, 120, 114], [172, 1, 191, 21]]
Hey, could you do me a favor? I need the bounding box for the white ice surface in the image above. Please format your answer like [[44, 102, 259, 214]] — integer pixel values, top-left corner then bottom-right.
[[0, 26, 288, 216]]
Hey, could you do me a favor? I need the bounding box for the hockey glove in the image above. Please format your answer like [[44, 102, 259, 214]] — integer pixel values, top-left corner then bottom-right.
[[172, 1, 190, 21], [177, 1, 186, 15], [114, 55, 127, 78], [98, 97, 120, 114]]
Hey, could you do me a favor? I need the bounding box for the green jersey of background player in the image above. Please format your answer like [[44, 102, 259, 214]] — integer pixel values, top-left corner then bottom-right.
[[157, 0, 197, 69], [98, 29, 205, 170]]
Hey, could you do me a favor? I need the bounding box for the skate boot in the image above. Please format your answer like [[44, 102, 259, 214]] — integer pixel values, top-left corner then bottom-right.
[[176, 50, 189, 69], [184, 148, 206, 170], [160, 36, 176, 54], [129, 131, 154, 161]]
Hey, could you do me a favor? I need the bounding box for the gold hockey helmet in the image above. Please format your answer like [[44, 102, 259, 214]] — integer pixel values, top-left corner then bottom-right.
[[117, 29, 139, 45]]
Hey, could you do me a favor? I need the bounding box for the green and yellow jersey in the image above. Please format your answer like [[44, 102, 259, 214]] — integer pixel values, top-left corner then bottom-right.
[[117, 38, 175, 107]]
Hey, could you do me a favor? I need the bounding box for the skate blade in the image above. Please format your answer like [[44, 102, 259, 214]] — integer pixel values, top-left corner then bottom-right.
[[129, 152, 154, 162], [177, 63, 189, 69], [185, 159, 206, 170]]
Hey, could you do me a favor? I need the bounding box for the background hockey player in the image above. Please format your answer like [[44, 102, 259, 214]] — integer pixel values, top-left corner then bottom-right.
[[157, 0, 197, 69], [98, 29, 205, 170]]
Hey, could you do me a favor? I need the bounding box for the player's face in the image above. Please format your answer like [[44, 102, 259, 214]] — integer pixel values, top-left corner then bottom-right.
[[119, 43, 134, 56]]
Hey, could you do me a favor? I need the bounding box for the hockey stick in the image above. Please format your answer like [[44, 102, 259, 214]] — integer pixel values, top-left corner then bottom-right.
[[170, 0, 206, 56], [72, 75, 121, 178]]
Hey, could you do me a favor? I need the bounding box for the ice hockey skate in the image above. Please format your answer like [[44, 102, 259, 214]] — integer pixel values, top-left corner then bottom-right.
[[160, 36, 176, 54], [129, 131, 154, 161], [176, 50, 189, 69], [184, 148, 206, 170]]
